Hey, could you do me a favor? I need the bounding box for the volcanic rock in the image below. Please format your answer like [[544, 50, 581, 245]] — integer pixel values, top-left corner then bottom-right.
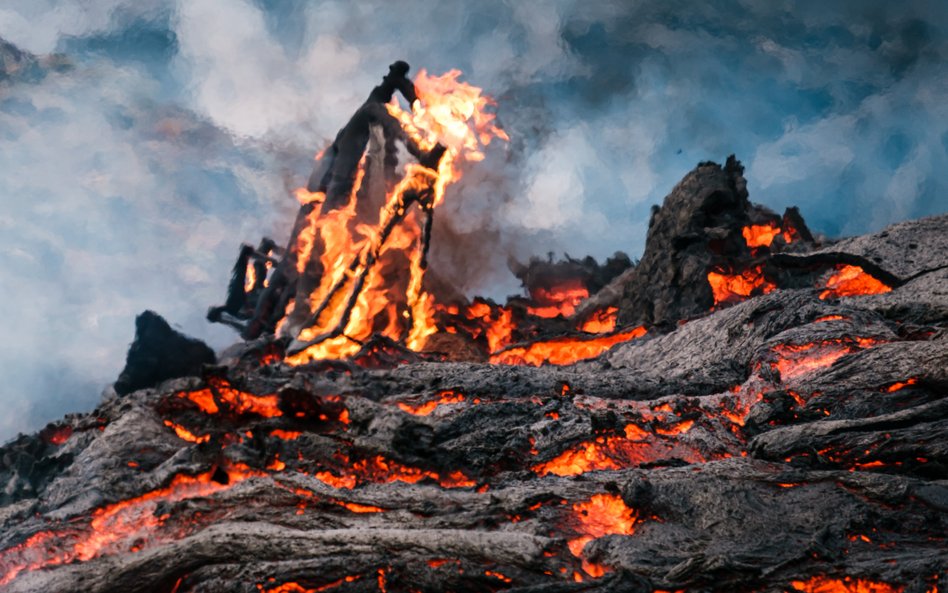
[[113, 310, 217, 396], [612, 156, 815, 328], [1, 164, 945, 593]]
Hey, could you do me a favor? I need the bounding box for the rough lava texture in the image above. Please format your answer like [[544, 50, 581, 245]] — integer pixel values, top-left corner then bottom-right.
[[612, 156, 814, 329], [0, 162, 945, 593]]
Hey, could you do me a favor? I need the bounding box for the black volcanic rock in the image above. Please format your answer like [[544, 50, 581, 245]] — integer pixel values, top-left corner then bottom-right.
[[113, 310, 216, 396], [607, 156, 814, 328]]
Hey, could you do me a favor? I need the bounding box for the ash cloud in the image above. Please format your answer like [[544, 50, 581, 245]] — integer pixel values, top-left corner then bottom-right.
[[2, 0, 947, 441]]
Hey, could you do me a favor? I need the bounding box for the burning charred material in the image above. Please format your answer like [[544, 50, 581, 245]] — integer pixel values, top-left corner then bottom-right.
[[113, 310, 216, 396]]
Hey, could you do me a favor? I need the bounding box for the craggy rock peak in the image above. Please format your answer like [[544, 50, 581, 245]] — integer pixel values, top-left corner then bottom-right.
[[0, 161, 946, 593], [614, 156, 813, 328]]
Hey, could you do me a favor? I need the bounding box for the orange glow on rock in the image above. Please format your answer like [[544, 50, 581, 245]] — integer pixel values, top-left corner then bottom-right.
[[820, 265, 892, 300], [396, 391, 465, 415], [790, 576, 905, 593], [742, 223, 782, 248], [533, 422, 704, 477], [163, 420, 210, 444], [707, 266, 776, 306], [0, 464, 262, 586], [771, 338, 882, 381], [579, 307, 619, 334], [567, 494, 638, 557], [885, 378, 918, 392], [312, 455, 474, 490], [490, 326, 646, 366]]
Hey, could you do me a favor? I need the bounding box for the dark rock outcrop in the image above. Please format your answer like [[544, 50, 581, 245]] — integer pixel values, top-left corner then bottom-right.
[[113, 311, 216, 396], [610, 156, 814, 328]]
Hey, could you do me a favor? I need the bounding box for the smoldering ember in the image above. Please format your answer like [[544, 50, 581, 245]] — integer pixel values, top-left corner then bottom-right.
[[1, 61, 946, 593]]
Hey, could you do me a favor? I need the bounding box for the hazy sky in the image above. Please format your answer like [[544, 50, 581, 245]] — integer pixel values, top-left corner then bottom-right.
[[1, 0, 946, 441]]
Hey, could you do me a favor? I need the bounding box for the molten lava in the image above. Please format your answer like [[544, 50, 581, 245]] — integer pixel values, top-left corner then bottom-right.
[[707, 266, 775, 306], [771, 338, 882, 381], [742, 223, 782, 248], [0, 464, 262, 586], [567, 493, 638, 556], [789, 576, 905, 593], [819, 265, 892, 299], [579, 307, 618, 334], [533, 421, 702, 477], [396, 390, 465, 415], [311, 454, 475, 490], [491, 326, 647, 366]]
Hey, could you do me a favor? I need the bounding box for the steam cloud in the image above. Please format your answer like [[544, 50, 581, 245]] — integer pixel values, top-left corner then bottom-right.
[[1, 0, 946, 441]]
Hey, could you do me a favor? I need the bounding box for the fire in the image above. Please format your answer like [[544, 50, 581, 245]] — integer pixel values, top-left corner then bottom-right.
[[491, 326, 646, 366], [789, 576, 904, 593], [396, 390, 465, 415], [579, 307, 618, 333], [283, 69, 507, 365], [567, 494, 638, 557], [820, 265, 892, 299], [707, 265, 775, 306]]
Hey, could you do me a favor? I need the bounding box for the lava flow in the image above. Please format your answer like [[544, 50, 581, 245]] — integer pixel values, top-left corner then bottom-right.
[[0, 463, 261, 587], [820, 265, 892, 299], [707, 265, 776, 307], [491, 325, 647, 366]]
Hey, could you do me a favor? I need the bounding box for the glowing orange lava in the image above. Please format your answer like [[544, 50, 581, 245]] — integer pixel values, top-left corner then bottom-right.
[[708, 266, 776, 306], [742, 223, 782, 248], [790, 576, 904, 593], [820, 265, 892, 300], [579, 307, 618, 333], [396, 391, 465, 415], [311, 454, 474, 490], [533, 422, 702, 477], [567, 494, 638, 557], [491, 326, 646, 366], [0, 464, 262, 586], [163, 420, 210, 444], [771, 338, 882, 381]]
